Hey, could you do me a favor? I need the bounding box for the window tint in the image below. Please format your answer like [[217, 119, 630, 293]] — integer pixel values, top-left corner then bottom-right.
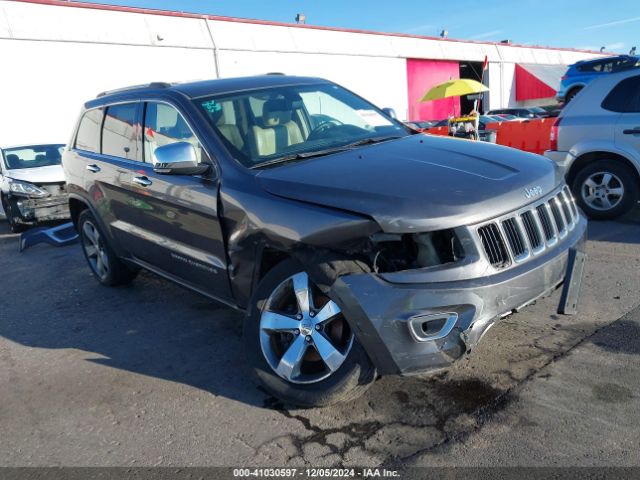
[[102, 103, 140, 160], [602, 75, 640, 113], [143, 102, 206, 164], [75, 109, 103, 153]]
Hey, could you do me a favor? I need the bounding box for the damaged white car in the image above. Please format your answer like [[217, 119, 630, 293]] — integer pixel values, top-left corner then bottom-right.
[[0, 144, 70, 232]]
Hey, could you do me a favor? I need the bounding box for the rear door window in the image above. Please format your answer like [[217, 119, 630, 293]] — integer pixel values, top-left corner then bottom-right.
[[579, 62, 603, 73], [75, 109, 103, 153], [102, 103, 141, 161], [602, 75, 640, 113]]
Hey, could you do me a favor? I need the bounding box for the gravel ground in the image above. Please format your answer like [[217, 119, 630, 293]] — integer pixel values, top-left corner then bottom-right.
[[0, 209, 639, 467]]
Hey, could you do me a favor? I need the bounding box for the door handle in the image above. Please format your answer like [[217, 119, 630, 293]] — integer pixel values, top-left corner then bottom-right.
[[132, 176, 152, 187], [623, 127, 640, 135], [86, 164, 101, 173]]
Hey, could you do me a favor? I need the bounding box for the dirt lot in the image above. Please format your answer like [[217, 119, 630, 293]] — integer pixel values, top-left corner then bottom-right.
[[0, 211, 639, 467]]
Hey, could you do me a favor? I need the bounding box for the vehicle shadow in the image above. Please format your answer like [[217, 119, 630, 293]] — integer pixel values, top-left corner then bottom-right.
[[0, 230, 266, 406], [1, 218, 637, 464], [0, 229, 514, 418], [585, 206, 640, 245]]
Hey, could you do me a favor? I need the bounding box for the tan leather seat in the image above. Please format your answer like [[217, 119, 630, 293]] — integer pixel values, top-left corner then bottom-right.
[[216, 113, 244, 151], [251, 99, 304, 156]]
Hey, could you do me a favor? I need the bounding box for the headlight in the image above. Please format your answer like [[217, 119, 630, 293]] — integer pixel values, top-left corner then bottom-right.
[[9, 179, 50, 198], [370, 229, 465, 273]]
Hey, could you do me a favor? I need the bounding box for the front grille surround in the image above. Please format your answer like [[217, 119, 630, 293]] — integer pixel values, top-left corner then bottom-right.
[[474, 186, 580, 271]]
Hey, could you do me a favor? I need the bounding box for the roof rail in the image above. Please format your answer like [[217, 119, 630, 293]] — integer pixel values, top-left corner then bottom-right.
[[97, 82, 172, 98], [265, 72, 286, 75]]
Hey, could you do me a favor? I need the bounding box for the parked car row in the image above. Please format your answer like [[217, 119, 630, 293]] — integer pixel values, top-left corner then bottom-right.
[[487, 107, 552, 119]]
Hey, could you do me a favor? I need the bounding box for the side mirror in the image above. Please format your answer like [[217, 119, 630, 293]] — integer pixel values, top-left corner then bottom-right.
[[152, 142, 209, 175], [382, 107, 398, 120]]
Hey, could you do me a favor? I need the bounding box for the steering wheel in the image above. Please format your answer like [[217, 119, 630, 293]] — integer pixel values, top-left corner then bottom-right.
[[307, 119, 343, 141]]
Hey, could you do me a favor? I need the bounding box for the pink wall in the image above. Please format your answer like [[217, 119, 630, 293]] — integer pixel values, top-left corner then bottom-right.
[[407, 59, 460, 121]]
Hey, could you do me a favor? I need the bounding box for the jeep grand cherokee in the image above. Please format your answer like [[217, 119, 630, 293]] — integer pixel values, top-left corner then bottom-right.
[[63, 75, 587, 406]]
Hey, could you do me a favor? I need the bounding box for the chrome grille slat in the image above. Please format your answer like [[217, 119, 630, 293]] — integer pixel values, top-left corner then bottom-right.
[[521, 210, 543, 250], [549, 197, 567, 235], [475, 187, 580, 271], [563, 186, 579, 217], [502, 218, 527, 259], [478, 224, 510, 269], [560, 191, 574, 226], [536, 204, 555, 241]]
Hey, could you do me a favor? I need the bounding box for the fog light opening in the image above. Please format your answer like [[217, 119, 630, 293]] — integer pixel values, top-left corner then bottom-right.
[[408, 312, 458, 342]]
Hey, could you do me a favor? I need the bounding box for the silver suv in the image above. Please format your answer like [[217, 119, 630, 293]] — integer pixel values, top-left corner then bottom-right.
[[63, 76, 587, 406], [545, 69, 640, 219]]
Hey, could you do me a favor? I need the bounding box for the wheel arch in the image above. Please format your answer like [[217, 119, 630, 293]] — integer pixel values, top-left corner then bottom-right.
[[68, 195, 89, 229], [67, 193, 127, 256], [567, 151, 640, 189], [565, 84, 584, 99]]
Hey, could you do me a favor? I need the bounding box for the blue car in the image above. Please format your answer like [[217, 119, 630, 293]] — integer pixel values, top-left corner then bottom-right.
[[557, 55, 640, 103]]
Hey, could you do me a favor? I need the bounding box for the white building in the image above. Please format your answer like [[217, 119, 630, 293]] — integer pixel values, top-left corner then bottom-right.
[[0, 0, 603, 146]]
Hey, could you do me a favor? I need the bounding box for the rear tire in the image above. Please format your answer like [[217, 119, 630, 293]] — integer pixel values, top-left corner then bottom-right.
[[244, 258, 376, 407], [572, 160, 639, 220], [78, 209, 137, 286], [565, 87, 582, 104]]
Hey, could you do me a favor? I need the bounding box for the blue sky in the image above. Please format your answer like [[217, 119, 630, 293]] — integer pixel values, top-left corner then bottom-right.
[[74, 0, 638, 53]]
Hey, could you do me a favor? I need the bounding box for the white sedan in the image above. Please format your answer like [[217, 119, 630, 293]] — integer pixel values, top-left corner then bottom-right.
[[0, 144, 69, 232]]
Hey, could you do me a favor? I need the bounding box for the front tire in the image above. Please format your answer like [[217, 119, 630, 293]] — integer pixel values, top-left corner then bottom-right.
[[78, 209, 137, 286], [2, 195, 28, 233], [244, 258, 376, 407], [572, 160, 639, 220]]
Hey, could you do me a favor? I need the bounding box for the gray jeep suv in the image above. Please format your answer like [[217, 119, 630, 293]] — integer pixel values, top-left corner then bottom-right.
[[63, 75, 587, 406]]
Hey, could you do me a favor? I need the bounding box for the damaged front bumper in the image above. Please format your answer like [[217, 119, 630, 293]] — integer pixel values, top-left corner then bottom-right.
[[7, 194, 70, 225], [330, 215, 588, 376]]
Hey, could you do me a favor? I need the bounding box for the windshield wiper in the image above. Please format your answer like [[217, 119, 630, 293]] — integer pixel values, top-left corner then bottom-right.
[[253, 136, 403, 169], [340, 135, 403, 149]]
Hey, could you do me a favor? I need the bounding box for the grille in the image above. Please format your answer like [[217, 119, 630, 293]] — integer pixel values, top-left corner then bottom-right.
[[502, 218, 527, 258], [39, 183, 66, 197], [537, 205, 554, 241], [521, 211, 542, 249], [478, 224, 511, 268], [550, 198, 566, 233], [477, 188, 580, 270]]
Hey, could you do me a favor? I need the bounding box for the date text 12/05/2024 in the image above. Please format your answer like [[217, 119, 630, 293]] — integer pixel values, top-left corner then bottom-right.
[[232, 468, 401, 478]]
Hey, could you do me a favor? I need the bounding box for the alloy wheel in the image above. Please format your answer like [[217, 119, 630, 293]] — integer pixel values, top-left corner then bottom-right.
[[581, 171, 624, 211], [259, 272, 354, 384], [81, 220, 110, 280]]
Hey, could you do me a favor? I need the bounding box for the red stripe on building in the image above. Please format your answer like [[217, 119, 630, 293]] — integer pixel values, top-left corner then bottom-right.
[[515, 64, 558, 101], [7, 0, 609, 55]]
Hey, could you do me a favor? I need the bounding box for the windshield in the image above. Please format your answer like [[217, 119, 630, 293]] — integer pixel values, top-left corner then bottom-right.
[[2, 144, 65, 170], [195, 83, 410, 168]]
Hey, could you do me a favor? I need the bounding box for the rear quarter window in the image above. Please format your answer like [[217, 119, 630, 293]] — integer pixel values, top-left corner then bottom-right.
[[601, 75, 640, 113], [75, 109, 103, 153]]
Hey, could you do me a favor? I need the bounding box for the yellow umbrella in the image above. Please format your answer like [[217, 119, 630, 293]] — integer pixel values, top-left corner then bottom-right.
[[420, 78, 488, 102]]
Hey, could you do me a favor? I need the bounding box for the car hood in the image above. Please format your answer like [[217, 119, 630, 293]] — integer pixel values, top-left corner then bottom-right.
[[4, 165, 66, 184], [256, 135, 562, 232]]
